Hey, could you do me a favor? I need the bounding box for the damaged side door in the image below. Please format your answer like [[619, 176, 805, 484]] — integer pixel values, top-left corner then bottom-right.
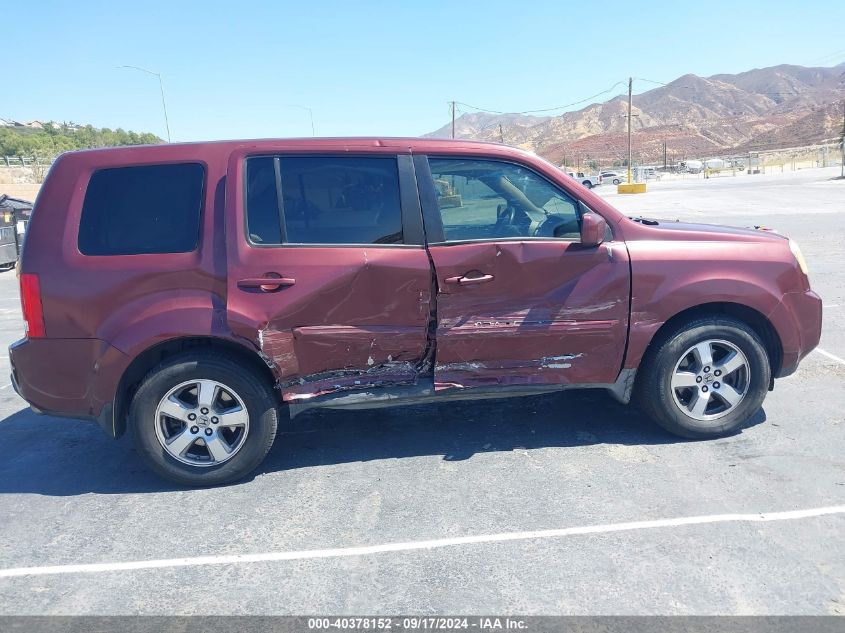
[[225, 151, 433, 402], [415, 155, 630, 390]]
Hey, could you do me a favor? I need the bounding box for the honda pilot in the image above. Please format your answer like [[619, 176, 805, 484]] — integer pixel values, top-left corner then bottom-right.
[[10, 138, 822, 485]]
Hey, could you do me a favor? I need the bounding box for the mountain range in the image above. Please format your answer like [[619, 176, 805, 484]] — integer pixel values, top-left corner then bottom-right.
[[425, 63, 845, 165]]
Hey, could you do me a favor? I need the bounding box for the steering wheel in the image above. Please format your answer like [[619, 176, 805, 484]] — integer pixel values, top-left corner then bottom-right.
[[495, 203, 515, 228], [494, 204, 530, 236]]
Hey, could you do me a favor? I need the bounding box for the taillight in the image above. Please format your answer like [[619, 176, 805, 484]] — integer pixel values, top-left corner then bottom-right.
[[19, 273, 45, 338]]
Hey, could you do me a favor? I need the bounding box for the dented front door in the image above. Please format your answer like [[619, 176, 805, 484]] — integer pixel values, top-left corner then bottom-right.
[[225, 151, 432, 402], [416, 155, 631, 390]]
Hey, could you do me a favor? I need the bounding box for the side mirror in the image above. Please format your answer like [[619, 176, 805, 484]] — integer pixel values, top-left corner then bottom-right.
[[580, 212, 607, 247]]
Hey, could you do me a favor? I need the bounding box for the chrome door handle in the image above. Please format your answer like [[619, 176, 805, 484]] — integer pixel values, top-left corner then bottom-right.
[[444, 273, 494, 286], [237, 275, 296, 292]]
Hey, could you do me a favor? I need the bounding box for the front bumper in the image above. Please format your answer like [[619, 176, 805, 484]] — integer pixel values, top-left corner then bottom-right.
[[768, 289, 823, 378]]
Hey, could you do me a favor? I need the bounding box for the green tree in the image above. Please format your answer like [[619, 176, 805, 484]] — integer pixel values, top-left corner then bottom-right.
[[0, 123, 163, 159]]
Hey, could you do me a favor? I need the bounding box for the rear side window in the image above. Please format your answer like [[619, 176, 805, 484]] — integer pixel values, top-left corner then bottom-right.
[[78, 163, 204, 256], [246, 156, 403, 245]]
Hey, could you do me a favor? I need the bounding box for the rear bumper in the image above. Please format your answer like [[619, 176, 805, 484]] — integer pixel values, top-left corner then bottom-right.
[[9, 337, 129, 436], [768, 289, 822, 378]]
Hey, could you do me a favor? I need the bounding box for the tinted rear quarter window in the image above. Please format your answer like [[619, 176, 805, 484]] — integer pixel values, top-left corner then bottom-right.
[[78, 163, 204, 255], [246, 156, 403, 245]]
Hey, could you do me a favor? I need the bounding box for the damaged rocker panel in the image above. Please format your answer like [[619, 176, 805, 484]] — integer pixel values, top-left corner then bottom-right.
[[288, 368, 638, 417], [256, 324, 429, 402]]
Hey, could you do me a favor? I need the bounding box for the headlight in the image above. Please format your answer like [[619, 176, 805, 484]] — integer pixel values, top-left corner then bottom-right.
[[789, 239, 809, 275]]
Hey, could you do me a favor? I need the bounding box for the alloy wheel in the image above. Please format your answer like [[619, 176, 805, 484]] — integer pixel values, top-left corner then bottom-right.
[[154, 379, 250, 467], [670, 339, 750, 421]]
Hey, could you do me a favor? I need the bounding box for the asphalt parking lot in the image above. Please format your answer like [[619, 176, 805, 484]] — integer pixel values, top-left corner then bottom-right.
[[0, 167, 843, 615]]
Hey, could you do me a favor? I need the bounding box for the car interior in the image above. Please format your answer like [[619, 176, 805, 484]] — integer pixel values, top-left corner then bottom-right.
[[429, 159, 581, 242]]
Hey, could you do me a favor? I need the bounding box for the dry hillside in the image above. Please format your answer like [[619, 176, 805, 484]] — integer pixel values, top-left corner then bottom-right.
[[426, 63, 845, 164]]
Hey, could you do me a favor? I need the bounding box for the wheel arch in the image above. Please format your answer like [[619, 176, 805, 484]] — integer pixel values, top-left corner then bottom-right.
[[637, 302, 783, 385], [112, 336, 279, 439]]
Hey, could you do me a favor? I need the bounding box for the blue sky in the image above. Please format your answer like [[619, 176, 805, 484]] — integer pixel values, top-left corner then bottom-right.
[[5, 0, 845, 141]]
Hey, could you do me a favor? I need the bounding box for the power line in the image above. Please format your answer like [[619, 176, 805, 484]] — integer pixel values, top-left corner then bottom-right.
[[453, 74, 840, 123], [454, 80, 627, 116], [634, 76, 827, 96], [805, 48, 845, 65], [633, 77, 670, 86]]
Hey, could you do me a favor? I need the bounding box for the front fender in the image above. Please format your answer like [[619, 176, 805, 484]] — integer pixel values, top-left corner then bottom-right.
[[625, 276, 783, 370]]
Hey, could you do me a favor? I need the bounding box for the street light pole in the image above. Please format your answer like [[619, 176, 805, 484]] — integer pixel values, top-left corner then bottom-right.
[[284, 105, 316, 136], [627, 76, 633, 184], [117, 65, 171, 142]]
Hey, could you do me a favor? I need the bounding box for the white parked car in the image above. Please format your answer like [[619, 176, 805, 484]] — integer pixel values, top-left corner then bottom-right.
[[600, 171, 626, 185]]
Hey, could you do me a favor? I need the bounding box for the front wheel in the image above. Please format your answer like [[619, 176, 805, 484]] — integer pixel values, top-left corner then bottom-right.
[[636, 316, 770, 439], [612, 178, 621, 185], [130, 352, 279, 486]]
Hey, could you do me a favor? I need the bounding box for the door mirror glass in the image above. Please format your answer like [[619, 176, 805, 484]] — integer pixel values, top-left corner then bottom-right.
[[580, 213, 607, 247]]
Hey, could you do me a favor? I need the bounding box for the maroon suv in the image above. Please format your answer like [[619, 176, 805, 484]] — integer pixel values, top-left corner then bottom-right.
[[10, 138, 822, 485]]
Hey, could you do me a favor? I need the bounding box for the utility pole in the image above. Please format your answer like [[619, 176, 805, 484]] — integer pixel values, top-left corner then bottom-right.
[[841, 101, 845, 179], [498, 123, 505, 144], [627, 77, 633, 184], [663, 141, 667, 169], [451, 101, 456, 139]]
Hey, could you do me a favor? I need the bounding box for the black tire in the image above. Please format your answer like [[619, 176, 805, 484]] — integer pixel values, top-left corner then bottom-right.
[[582, 180, 593, 189], [612, 179, 621, 185], [130, 352, 279, 486], [635, 316, 770, 439]]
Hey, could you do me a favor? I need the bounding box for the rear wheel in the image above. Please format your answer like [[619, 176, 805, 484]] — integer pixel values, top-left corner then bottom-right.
[[130, 352, 278, 486], [582, 180, 593, 189], [636, 316, 770, 438]]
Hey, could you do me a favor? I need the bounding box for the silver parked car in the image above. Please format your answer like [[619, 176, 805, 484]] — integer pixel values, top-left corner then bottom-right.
[[601, 171, 626, 185]]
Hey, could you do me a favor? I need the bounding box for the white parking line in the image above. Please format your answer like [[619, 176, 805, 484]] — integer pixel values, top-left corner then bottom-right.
[[1, 505, 843, 579], [815, 348, 845, 365]]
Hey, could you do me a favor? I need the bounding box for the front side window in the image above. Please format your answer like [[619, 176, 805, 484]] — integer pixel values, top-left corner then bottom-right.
[[427, 158, 580, 242], [246, 156, 403, 245], [78, 163, 204, 256]]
